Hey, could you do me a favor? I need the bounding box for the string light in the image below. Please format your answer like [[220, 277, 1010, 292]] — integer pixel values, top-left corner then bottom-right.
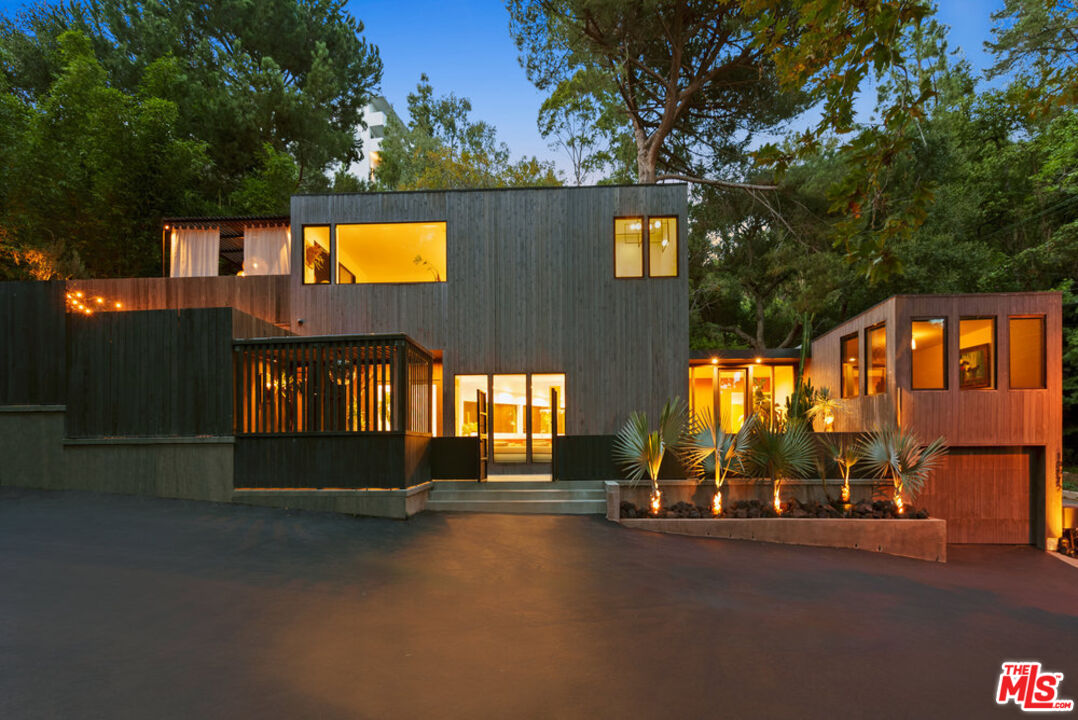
[[65, 289, 125, 317]]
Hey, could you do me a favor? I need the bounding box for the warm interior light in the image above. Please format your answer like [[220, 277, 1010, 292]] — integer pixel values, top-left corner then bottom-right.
[[649, 489, 662, 515], [911, 338, 917, 350], [712, 491, 722, 516], [755, 357, 762, 364], [710, 357, 718, 365]]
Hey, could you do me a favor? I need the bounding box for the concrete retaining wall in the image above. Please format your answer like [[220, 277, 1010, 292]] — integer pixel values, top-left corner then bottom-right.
[[613, 478, 884, 510], [0, 407, 427, 519], [607, 481, 947, 562]]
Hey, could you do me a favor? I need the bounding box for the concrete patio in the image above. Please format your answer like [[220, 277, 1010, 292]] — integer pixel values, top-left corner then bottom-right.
[[1, 488, 1075, 719]]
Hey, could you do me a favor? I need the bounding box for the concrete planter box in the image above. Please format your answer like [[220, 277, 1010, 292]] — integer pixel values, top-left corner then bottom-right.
[[606, 482, 947, 562]]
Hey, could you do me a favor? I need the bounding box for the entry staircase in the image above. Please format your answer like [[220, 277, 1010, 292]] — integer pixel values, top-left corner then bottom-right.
[[425, 479, 607, 515]]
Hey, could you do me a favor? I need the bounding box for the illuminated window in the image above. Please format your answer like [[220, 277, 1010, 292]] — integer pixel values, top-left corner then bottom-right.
[[335, 222, 446, 284], [866, 324, 886, 395], [840, 334, 859, 398], [614, 217, 643, 277], [492, 374, 527, 463], [648, 217, 677, 277], [1009, 317, 1046, 389], [530, 374, 565, 462], [911, 318, 947, 390], [773, 365, 795, 420], [454, 375, 487, 437], [959, 317, 995, 389], [303, 226, 331, 284], [689, 365, 715, 427], [718, 369, 746, 432]]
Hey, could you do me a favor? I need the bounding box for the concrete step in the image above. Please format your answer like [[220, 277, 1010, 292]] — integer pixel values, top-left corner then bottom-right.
[[428, 488, 606, 502], [424, 498, 607, 515], [433, 480, 607, 491]]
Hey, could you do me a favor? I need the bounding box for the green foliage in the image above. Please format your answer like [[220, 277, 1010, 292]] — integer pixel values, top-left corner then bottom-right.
[[0, 0, 382, 277], [987, 0, 1078, 112], [859, 426, 947, 502], [747, 419, 815, 504], [683, 409, 756, 491], [612, 398, 689, 492], [375, 75, 560, 191]]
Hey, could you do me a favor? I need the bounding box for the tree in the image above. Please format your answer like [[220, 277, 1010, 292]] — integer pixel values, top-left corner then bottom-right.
[[375, 75, 560, 190], [1, 31, 210, 277], [988, 0, 1078, 111], [2, 0, 382, 199]]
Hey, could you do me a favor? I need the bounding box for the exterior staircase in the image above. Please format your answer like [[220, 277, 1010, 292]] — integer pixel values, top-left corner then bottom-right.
[[425, 480, 607, 515]]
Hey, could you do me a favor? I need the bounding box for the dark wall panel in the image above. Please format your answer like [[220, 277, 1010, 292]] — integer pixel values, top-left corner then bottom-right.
[[234, 433, 430, 489], [0, 281, 66, 405], [66, 308, 235, 437], [431, 436, 481, 479]]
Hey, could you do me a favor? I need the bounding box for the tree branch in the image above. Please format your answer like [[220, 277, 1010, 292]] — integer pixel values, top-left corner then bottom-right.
[[656, 173, 777, 191]]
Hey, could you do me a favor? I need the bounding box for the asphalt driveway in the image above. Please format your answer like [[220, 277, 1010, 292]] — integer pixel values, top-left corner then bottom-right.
[[1, 488, 1075, 719]]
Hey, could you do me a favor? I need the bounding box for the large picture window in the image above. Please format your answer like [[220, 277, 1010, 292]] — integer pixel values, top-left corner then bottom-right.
[[1009, 316, 1046, 389], [866, 324, 886, 395], [959, 317, 996, 389], [648, 217, 677, 277], [840, 334, 860, 398], [614, 217, 644, 277], [911, 318, 946, 390], [335, 222, 446, 284], [302, 225, 331, 284]]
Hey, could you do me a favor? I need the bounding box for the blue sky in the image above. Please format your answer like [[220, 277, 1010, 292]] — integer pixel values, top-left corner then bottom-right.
[[1, 0, 1009, 175]]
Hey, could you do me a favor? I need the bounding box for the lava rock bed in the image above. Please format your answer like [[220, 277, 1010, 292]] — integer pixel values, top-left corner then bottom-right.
[[619, 498, 929, 520]]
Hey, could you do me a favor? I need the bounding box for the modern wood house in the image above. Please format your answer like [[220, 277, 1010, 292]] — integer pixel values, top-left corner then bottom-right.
[[0, 184, 1065, 547]]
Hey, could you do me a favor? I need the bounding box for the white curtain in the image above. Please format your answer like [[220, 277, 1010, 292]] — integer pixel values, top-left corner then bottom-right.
[[243, 225, 291, 275], [170, 227, 220, 277]]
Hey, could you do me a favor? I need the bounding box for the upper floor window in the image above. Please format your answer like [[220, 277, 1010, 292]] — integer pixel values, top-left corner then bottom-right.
[[648, 217, 678, 277], [302, 225, 331, 284], [911, 318, 946, 390], [336, 222, 447, 284], [840, 333, 859, 398], [1009, 316, 1046, 389], [959, 317, 995, 389], [614, 215, 678, 278], [866, 324, 886, 395], [614, 217, 644, 277]]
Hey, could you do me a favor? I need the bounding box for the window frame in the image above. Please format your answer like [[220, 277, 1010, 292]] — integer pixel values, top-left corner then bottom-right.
[[839, 332, 860, 399], [864, 322, 887, 396], [333, 219, 448, 286], [613, 215, 645, 279], [910, 316, 949, 391], [647, 215, 679, 278], [958, 315, 997, 391], [1008, 315, 1047, 390], [301, 223, 333, 286]]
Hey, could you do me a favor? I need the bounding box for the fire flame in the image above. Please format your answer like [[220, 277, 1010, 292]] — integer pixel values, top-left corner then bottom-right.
[[773, 486, 782, 514], [894, 493, 904, 514], [841, 483, 850, 503], [649, 489, 662, 515], [712, 491, 722, 516]]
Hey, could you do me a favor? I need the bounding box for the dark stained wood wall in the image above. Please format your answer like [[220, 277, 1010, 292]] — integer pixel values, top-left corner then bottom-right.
[[234, 432, 430, 489], [0, 281, 66, 405], [68, 275, 291, 329], [66, 308, 288, 438], [289, 185, 690, 436]]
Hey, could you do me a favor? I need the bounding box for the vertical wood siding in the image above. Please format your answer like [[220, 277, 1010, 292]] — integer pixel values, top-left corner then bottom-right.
[[288, 185, 690, 436], [0, 281, 66, 405]]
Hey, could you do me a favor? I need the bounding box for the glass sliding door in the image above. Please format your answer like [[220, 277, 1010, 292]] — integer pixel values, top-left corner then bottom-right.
[[530, 374, 565, 462], [454, 375, 487, 437], [491, 374, 528, 463], [718, 369, 747, 432]]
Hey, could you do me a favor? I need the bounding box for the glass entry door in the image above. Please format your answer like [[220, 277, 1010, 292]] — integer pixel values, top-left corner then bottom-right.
[[454, 372, 565, 464]]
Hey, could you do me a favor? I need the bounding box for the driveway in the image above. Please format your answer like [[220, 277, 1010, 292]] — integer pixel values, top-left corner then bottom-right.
[[1, 488, 1075, 719]]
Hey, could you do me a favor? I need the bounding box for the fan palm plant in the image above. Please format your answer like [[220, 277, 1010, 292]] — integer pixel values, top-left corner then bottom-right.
[[807, 387, 843, 432], [612, 397, 689, 514], [747, 419, 816, 514], [823, 436, 862, 503], [859, 426, 948, 513], [683, 408, 756, 515]]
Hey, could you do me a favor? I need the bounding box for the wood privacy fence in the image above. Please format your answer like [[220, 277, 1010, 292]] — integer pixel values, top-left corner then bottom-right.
[[232, 334, 433, 435], [0, 281, 66, 405]]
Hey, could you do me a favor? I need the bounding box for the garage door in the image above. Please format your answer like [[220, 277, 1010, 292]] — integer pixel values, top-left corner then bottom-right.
[[915, 447, 1035, 544]]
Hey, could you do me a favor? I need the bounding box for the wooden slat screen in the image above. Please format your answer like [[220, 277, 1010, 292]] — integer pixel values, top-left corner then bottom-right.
[[233, 334, 432, 435]]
